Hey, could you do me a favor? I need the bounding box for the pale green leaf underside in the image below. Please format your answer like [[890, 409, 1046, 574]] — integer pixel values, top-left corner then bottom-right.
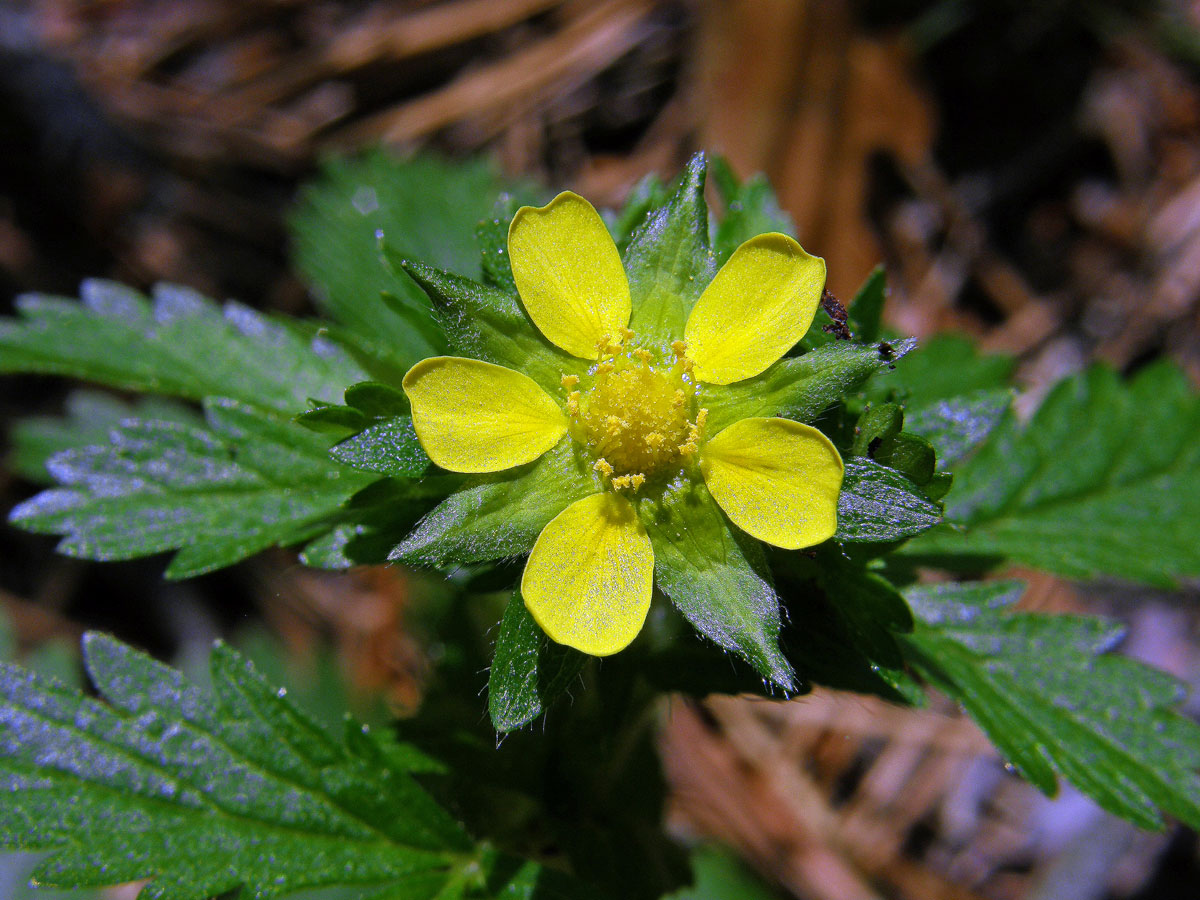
[[901, 581, 1200, 830]]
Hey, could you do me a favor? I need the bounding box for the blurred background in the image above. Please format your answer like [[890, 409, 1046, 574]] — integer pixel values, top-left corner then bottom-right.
[[2, 1, 1200, 898]]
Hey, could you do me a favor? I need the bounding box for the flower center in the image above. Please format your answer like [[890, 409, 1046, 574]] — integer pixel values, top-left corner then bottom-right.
[[562, 332, 707, 492]]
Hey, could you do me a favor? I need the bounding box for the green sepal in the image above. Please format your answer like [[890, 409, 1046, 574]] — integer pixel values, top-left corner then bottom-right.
[[488, 593, 587, 733], [477, 194, 522, 293], [330, 417, 430, 477], [390, 255, 584, 393], [289, 151, 539, 374], [835, 457, 943, 542], [703, 339, 916, 434], [391, 438, 596, 568], [642, 480, 794, 691], [709, 155, 795, 264], [846, 265, 886, 342], [625, 152, 716, 345]]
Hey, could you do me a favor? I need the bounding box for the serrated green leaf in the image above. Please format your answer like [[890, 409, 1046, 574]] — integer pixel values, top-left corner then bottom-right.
[[904, 388, 1012, 468], [625, 153, 716, 344], [9, 390, 201, 483], [488, 594, 586, 733], [644, 481, 794, 690], [846, 266, 886, 343], [392, 439, 596, 569], [869, 334, 1015, 410], [709, 155, 795, 265], [905, 363, 1200, 585], [290, 152, 538, 375], [9, 398, 373, 578], [900, 581, 1200, 830], [331, 417, 430, 477], [834, 457, 943, 542], [0, 281, 366, 413], [0, 633, 474, 899], [393, 257, 582, 394], [703, 339, 916, 434]]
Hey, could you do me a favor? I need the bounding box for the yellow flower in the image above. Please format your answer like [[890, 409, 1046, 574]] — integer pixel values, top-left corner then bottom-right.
[[402, 191, 843, 657]]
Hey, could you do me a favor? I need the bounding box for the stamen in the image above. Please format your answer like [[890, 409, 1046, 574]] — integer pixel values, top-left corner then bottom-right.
[[560, 374, 579, 389], [671, 340, 688, 357], [593, 458, 614, 478]]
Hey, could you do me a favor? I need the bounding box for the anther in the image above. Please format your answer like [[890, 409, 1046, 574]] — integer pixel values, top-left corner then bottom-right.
[[671, 340, 688, 357], [593, 458, 614, 478], [566, 390, 581, 417], [561, 374, 579, 389]]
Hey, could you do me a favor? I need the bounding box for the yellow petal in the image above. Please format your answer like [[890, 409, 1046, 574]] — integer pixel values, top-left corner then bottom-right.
[[521, 492, 653, 656], [508, 191, 631, 360], [683, 233, 826, 385], [403, 356, 566, 473], [701, 417, 843, 550]]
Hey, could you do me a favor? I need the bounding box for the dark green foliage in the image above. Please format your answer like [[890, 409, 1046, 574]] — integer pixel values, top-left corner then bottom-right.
[[489, 595, 587, 733], [290, 151, 537, 375], [834, 457, 943, 542], [0, 634, 473, 899], [709, 156, 795, 264], [906, 363, 1200, 585], [0, 280, 366, 413], [9, 399, 373, 578], [901, 581, 1200, 830], [872, 333, 1015, 410]]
